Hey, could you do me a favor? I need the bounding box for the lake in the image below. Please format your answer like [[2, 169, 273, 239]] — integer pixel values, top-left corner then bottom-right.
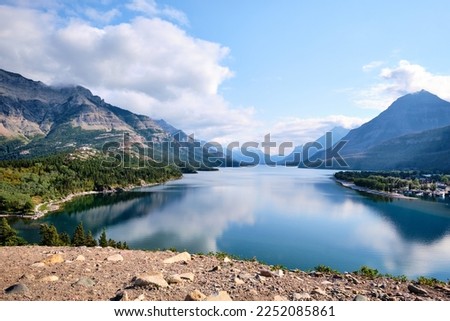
[[12, 166, 450, 280]]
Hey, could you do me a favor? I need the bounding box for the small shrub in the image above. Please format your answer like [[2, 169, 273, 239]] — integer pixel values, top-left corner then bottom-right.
[[357, 266, 380, 278]]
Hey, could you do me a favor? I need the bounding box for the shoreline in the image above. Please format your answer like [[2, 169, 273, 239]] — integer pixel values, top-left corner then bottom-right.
[[334, 178, 418, 200], [0, 180, 174, 221]]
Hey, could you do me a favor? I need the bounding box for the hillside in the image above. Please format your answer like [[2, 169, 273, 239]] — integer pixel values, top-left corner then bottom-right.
[[1, 246, 449, 301]]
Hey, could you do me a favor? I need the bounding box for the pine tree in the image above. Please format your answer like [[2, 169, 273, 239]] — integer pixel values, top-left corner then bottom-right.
[[107, 238, 117, 248], [39, 224, 61, 246], [85, 231, 97, 247], [0, 218, 26, 246], [72, 222, 86, 247], [59, 232, 71, 246], [98, 229, 108, 247]]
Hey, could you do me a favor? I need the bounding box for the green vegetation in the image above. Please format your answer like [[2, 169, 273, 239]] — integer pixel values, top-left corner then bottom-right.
[[314, 264, 339, 274], [0, 218, 27, 246], [356, 265, 381, 279], [416, 276, 446, 286], [0, 152, 182, 214], [335, 170, 449, 194], [38, 222, 128, 249]]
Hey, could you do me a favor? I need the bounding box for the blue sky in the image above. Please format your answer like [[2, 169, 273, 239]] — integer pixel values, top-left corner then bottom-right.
[[1, 0, 450, 145]]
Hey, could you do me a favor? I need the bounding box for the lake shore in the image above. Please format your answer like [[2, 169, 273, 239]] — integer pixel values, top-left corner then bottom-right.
[[334, 179, 418, 200], [0, 181, 169, 220]]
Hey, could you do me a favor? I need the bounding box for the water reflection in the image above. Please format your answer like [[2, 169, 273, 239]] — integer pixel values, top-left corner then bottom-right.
[[12, 167, 450, 279]]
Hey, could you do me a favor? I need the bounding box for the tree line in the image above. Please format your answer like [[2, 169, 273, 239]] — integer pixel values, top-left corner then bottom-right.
[[0, 218, 128, 249], [0, 152, 182, 214]]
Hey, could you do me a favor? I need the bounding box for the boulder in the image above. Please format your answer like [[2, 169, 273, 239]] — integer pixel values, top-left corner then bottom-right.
[[134, 272, 169, 288], [185, 290, 206, 301], [163, 252, 191, 264], [107, 254, 123, 262]]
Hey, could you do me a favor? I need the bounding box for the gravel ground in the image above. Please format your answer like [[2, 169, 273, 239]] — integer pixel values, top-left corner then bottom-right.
[[1, 246, 449, 301]]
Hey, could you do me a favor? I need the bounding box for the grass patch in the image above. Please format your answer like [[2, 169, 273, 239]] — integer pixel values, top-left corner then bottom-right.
[[416, 276, 446, 286], [314, 265, 339, 274], [356, 266, 381, 279]]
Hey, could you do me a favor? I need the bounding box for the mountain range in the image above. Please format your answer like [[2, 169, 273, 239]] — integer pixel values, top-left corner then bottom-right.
[[0, 69, 232, 169], [1, 69, 450, 171], [310, 90, 450, 171]]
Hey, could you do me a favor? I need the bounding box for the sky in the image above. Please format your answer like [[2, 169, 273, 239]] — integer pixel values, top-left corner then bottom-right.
[[1, 0, 450, 146]]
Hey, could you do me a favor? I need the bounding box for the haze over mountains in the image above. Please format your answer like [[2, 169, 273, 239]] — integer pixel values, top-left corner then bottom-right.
[[314, 90, 450, 171], [1, 69, 450, 171]]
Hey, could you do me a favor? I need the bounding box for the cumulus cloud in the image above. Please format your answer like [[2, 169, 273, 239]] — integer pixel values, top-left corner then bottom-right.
[[362, 60, 384, 72], [357, 60, 450, 109], [0, 3, 261, 142]]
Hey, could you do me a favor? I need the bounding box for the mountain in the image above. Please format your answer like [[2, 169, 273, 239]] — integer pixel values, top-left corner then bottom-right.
[[277, 126, 349, 166], [339, 90, 450, 154], [314, 90, 450, 170], [343, 125, 450, 171], [0, 69, 226, 169]]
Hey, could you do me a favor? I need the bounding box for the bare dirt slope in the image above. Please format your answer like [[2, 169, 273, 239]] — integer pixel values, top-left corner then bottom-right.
[[1, 246, 449, 301]]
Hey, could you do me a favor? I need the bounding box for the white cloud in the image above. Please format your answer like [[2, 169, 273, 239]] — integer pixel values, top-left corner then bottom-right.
[[362, 60, 384, 72], [270, 115, 367, 145], [84, 7, 120, 24], [126, 0, 188, 25], [356, 60, 450, 109], [0, 3, 262, 142]]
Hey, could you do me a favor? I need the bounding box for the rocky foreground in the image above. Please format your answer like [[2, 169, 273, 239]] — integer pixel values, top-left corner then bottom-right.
[[1, 246, 449, 301]]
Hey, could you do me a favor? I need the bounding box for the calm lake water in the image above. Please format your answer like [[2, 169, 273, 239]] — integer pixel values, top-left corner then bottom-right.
[[12, 167, 450, 280]]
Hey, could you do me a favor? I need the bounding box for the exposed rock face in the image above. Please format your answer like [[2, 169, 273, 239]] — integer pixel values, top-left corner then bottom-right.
[[1, 246, 449, 301]]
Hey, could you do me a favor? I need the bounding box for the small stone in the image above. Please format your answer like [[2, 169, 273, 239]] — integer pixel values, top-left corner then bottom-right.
[[41, 254, 64, 265], [275, 269, 284, 277], [346, 274, 361, 284], [134, 272, 169, 288], [353, 294, 369, 301], [321, 280, 333, 285], [293, 292, 311, 301], [185, 290, 206, 301], [179, 272, 195, 281], [259, 269, 275, 277], [223, 257, 232, 263], [107, 254, 123, 262], [234, 277, 245, 285], [206, 291, 233, 301], [256, 274, 266, 282], [74, 277, 95, 287], [111, 290, 129, 301], [408, 284, 428, 296], [4, 283, 29, 295], [75, 255, 86, 261], [311, 287, 327, 296], [166, 274, 183, 284], [135, 294, 146, 301], [239, 272, 253, 280], [31, 262, 46, 268], [163, 252, 191, 264], [209, 266, 221, 272], [40, 275, 59, 282], [273, 295, 288, 301], [19, 274, 35, 281]]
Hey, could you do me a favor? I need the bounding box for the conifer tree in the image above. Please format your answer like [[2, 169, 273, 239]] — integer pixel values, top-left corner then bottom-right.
[[85, 230, 97, 247], [59, 232, 71, 246], [72, 222, 86, 246], [98, 229, 108, 247], [39, 224, 61, 246], [0, 218, 26, 246]]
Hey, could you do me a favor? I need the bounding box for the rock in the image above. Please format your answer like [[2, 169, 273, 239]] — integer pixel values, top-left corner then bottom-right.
[[223, 257, 232, 263], [311, 288, 327, 296], [185, 290, 206, 301], [275, 269, 284, 277], [166, 274, 183, 284], [259, 269, 275, 277], [40, 275, 59, 282], [256, 274, 266, 282], [75, 255, 86, 261], [19, 274, 35, 281], [107, 254, 123, 262], [321, 280, 333, 286], [353, 294, 369, 301], [206, 291, 233, 301], [293, 292, 311, 301], [31, 262, 46, 268], [111, 290, 129, 301], [209, 266, 221, 272], [408, 284, 428, 296], [234, 277, 245, 285], [74, 277, 95, 287], [239, 272, 254, 280], [135, 294, 146, 301], [179, 272, 195, 282], [4, 283, 29, 295], [163, 252, 191, 264], [41, 254, 64, 265], [345, 274, 361, 284], [134, 272, 169, 288], [273, 295, 288, 301]]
